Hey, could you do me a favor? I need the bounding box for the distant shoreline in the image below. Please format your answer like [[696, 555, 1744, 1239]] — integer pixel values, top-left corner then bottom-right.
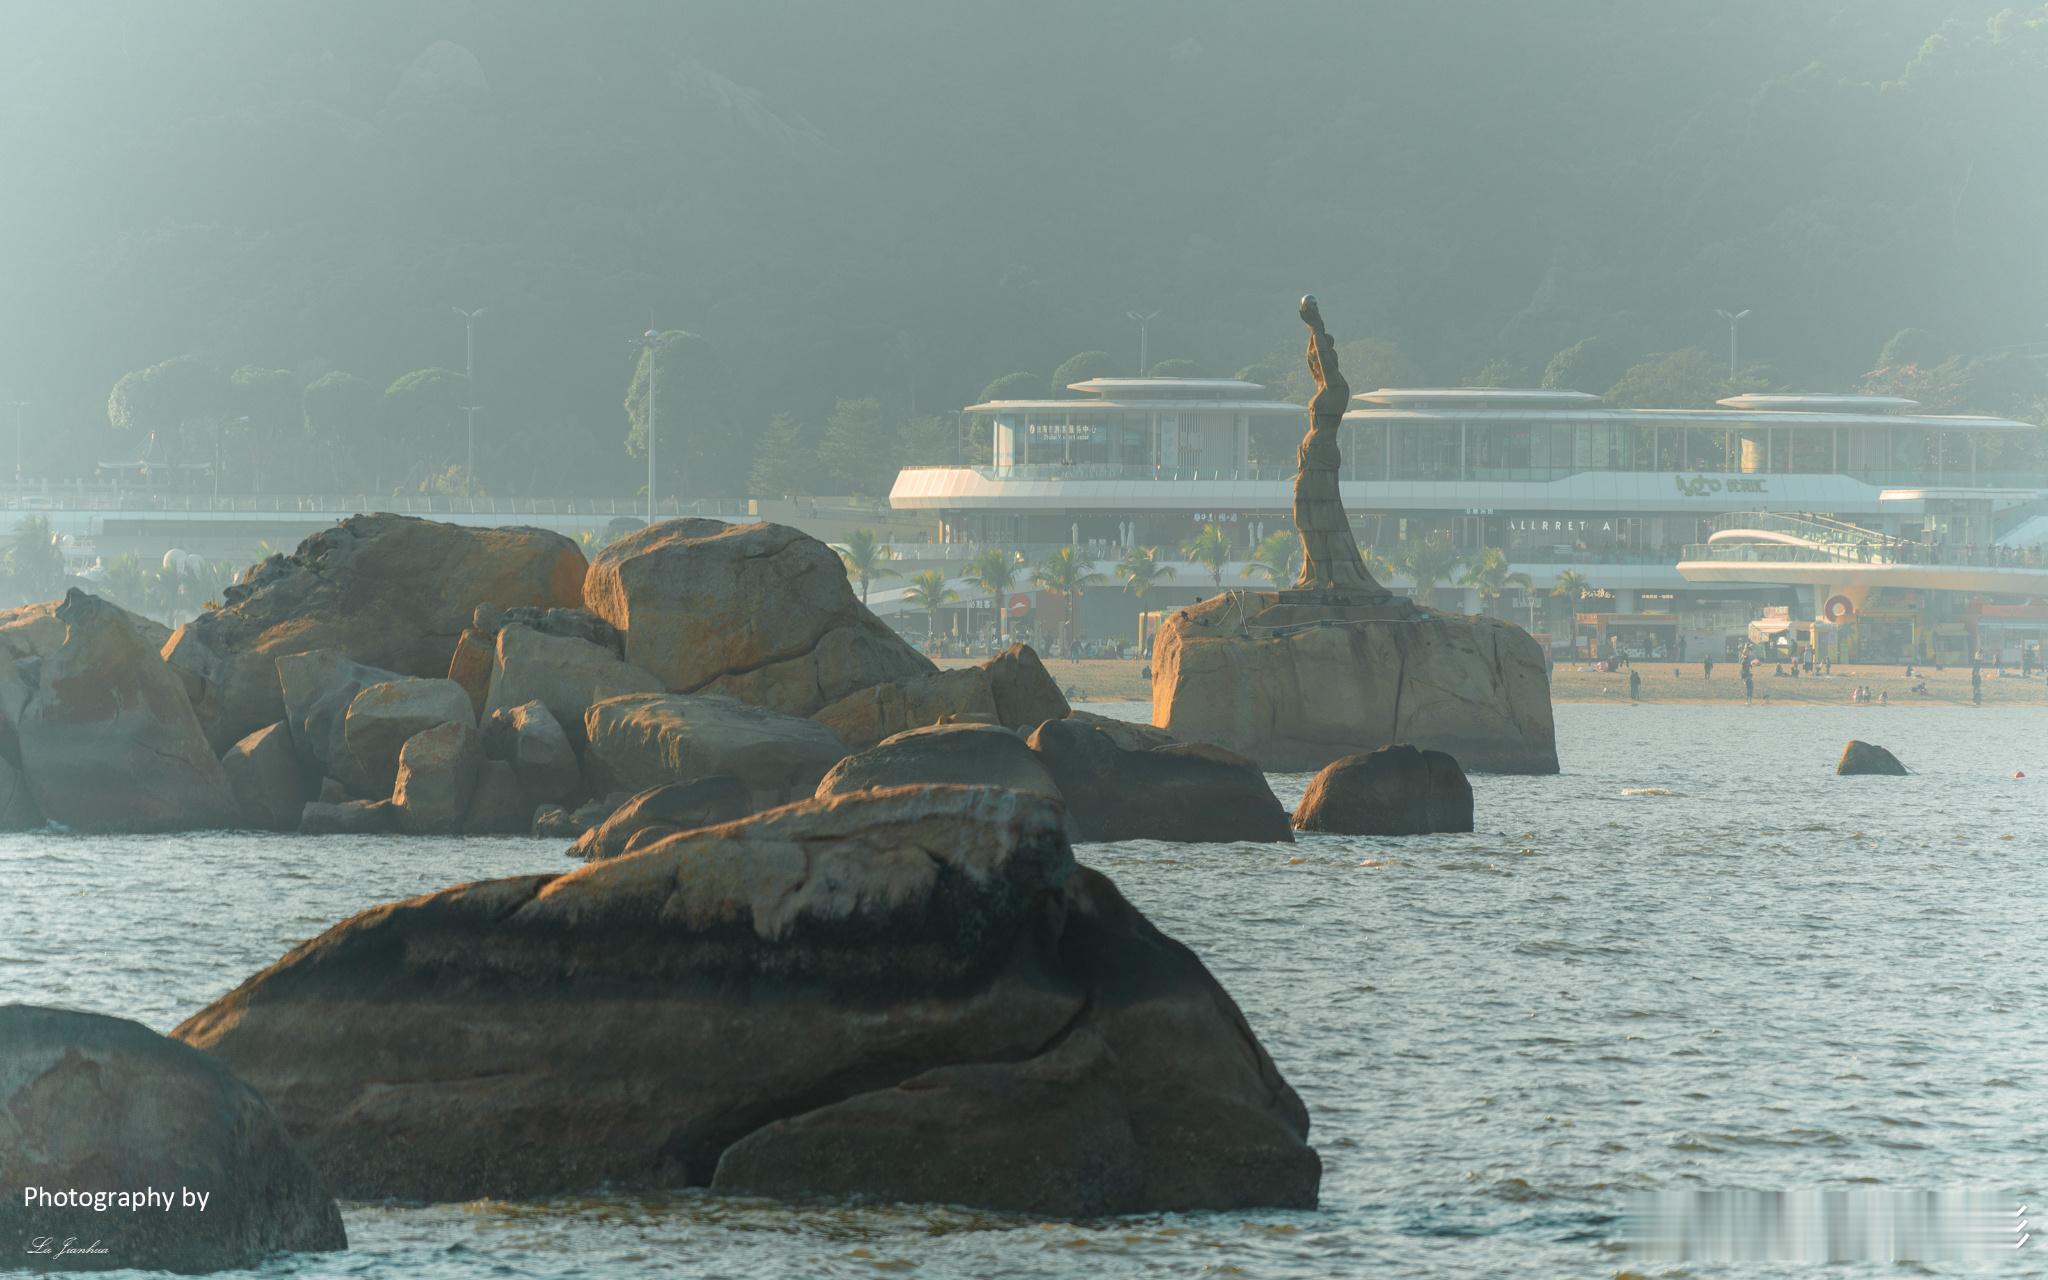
[[938, 655, 2048, 708]]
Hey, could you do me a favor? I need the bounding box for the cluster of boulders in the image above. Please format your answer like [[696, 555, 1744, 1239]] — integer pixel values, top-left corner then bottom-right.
[[0, 513, 1316, 845], [0, 515, 1376, 1259]]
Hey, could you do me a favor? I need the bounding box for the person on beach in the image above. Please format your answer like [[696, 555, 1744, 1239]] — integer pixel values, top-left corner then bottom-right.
[[1971, 663, 1983, 706], [1629, 668, 1641, 701], [1703, 655, 1714, 680], [1741, 656, 1755, 704]]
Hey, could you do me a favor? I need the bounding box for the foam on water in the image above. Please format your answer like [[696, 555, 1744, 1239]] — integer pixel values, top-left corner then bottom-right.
[[3, 704, 2044, 1278]]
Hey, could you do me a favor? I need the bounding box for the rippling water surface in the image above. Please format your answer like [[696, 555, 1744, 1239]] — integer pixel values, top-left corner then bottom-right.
[[4, 704, 2045, 1278]]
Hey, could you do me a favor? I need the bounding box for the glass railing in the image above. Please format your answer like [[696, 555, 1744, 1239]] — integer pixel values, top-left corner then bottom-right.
[[900, 463, 2048, 489], [1683, 541, 2048, 569]]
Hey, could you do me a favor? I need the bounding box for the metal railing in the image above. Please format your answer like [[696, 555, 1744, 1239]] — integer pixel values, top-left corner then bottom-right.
[[0, 490, 749, 519]]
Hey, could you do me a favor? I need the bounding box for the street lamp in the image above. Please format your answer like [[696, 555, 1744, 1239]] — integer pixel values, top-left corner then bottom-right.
[[1715, 308, 1752, 380], [459, 405, 482, 498], [632, 329, 665, 521], [452, 307, 484, 391], [218, 416, 249, 501], [1127, 310, 1160, 376]]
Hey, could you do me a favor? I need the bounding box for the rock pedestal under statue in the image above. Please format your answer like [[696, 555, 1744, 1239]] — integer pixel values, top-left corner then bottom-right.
[[1148, 296, 1557, 775], [1149, 591, 1557, 774]]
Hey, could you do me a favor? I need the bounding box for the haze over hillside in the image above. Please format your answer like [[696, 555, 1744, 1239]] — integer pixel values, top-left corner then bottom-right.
[[2, 0, 2044, 499]]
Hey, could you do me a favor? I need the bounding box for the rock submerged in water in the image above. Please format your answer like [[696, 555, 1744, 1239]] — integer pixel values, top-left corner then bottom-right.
[[173, 786, 1319, 1216], [813, 723, 1061, 803], [568, 776, 751, 860], [1837, 740, 1909, 776], [0, 1004, 346, 1272], [1292, 745, 1473, 835], [1151, 591, 1558, 774], [1027, 716, 1293, 844], [163, 514, 586, 753]]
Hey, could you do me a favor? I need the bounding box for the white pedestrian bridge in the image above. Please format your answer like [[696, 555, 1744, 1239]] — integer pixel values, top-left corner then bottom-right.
[[1677, 512, 2048, 594]]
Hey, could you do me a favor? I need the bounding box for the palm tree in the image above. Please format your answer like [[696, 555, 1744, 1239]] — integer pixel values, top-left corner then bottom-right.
[[968, 546, 1019, 644], [902, 568, 958, 641], [1457, 545, 1532, 617], [1242, 529, 1301, 585], [98, 553, 147, 613], [1394, 531, 1463, 605], [837, 528, 898, 605], [1115, 546, 1176, 598], [1179, 522, 1234, 587], [1360, 544, 1398, 583], [1551, 569, 1589, 655], [8, 516, 65, 600], [1031, 546, 1105, 653]]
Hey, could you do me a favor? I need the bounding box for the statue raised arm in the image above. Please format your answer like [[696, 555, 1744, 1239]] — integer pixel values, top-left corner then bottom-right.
[[1291, 295, 1387, 595]]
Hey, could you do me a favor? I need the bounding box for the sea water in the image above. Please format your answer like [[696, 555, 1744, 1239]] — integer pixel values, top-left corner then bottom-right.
[[3, 704, 2044, 1278]]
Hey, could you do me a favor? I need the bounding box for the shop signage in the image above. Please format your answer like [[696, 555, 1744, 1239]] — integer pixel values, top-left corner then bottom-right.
[[1027, 422, 1102, 440], [1506, 518, 1615, 533], [1675, 474, 1768, 497]]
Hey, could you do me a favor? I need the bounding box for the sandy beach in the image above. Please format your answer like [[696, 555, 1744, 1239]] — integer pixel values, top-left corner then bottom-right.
[[941, 656, 2048, 708]]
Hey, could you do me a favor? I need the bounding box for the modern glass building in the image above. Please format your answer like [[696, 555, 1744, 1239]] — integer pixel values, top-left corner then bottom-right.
[[888, 380, 2043, 658]]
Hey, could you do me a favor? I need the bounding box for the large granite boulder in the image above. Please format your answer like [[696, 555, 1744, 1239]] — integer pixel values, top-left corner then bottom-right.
[[173, 787, 1318, 1215], [981, 643, 1070, 729], [391, 721, 483, 835], [811, 666, 999, 751], [567, 777, 751, 860], [450, 606, 625, 716], [583, 692, 848, 812], [815, 723, 1060, 802], [480, 699, 582, 806], [342, 678, 474, 794], [584, 520, 933, 716], [481, 625, 662, 748], [1026, 716, 1291, 844], [275, 650, 401, 796], [1151, 592, 1558, 774], [0, 595, 170, 668], [222, 721, 305, 832], [1292, 745, 1474, 835], [163, 515, 586, 753], [0, 1004, 346, 1272], [13, 591, 238, 833], [1837, 740, 1908, 776]]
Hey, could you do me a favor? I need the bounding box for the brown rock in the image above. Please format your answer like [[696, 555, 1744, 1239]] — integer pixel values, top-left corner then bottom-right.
[[163, 514, 586, 752], [1151, 591, 1558, 774], [392, 721, 483, 835], [446, 627, 494, 717], [174, 786, 1317, 1215], [981, 643, 1070, 729], [0, 1005, 346, 1271], [223, 721, 305, 831], [567, 777, 751, 860], [583, 519, 932, 716], [534, 790, 635, 839], [1026, 716, 1291, 844], [275, 650, 402, 795], [463, 760, 528, 834], [480, 699, 583, 807], [299, 799, 396, 835], [1291, 745, 1473, 835], [1837, 740, 1909, 776], [814, 723, 1060, 802], [583, 692, 848, 812], [810, 666, 998, 751], [14, 590, 238, 833], [343, 678, 475, 793], [481, 625, 662, 748]]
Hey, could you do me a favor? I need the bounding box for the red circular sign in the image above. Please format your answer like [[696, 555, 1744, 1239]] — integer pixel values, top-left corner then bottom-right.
[[1824, 594, 1855, 622], [1008, 593, 1031, 618]]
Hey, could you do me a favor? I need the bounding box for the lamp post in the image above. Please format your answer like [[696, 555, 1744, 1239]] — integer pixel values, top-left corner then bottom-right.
[[3, 401, 25, 489], [459, 405, 482, 498], [632, 329, 664, 522], [452, 307, 484, 390], [218, 416, 249, 502], [1127, 310, 1159, 376], [1715, 308, 1751, 379]]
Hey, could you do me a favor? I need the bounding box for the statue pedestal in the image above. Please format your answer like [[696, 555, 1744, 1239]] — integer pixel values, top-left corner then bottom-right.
[[1149, 591, 1559, 775]]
